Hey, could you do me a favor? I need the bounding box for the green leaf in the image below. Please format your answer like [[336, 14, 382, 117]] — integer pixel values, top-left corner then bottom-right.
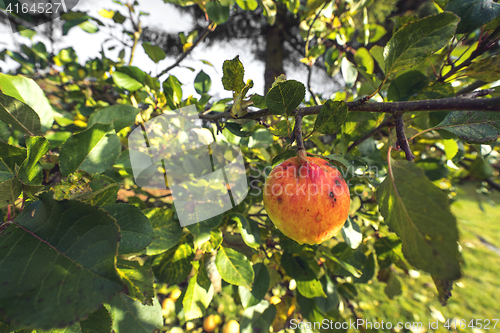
[[0, 143, 26, 209], [435, 111, 500, 143], [229, 213, 262, 249], [446, 0, 500, 34], [384, 272, 402, 299], [370, 45, 386, 75], [0, 74, 54, 132], [377, 159, 461, 280], [103, 203, 154, 255], [186, 215, 223, 249], [250, 94, 267, 109], [194, 70, 212, 94], [384, 13, 460, 77], [50, 171, 119, 207], [206, 1, 230, 24], [260, 0, 277, 25], [0, 173, 22, 210], [200, 229, 223, 252], [163, 75, 183, 109], [142, 42, 166, 63], [297, 279, 327, 299], [238, 263, 270, 308], [374, 234, 409, 270], [240, 300, 276, 333], [314, 275, 339, 314], [143, 208, 183, 256], [59, 123, 121, 177], [432, 276, 454, 306], [0, 193, 125, 329], [46, 131, 72, 149], [113, 69, 143, 91], [231, 79, 254, 118], [387, 71, 429, 102], [313, 100, 349, 134], [78, 21, 99, 34], [265, 80, 305, 116], [443, 139, 459, 160], [113, 11, 126, 24], [80, 307, 112, 333], [464, 56, 500, 82], [281, 252, 326, 298], [325, 48, 341, 77], [17, 136, 49, 185], [215, 246, 254, 289], [320, 249, 362, 278], [325, 154, 350, 170], [116, 258, 155, 305], [153, 243, 194, 285], [182, 267, 214, 320], [0, 141, 27, 173], [354, 47, 374, 74], [88, 105, 140, 132], [341, 217, 362, 249], [341, 57, 358, 88], [236, 0, 258, 11], [470, 154, 494, 180], [0, 93, 42, 136], [222, 56, 245, 93], [271, 149, 296, 167], [107, 293, 162, 333], [224, 122, 254, 137], [268, 119, 294, 137]]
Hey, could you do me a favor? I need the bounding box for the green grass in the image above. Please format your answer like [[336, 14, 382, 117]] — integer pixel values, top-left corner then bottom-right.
[[353, 183, 500, 333]]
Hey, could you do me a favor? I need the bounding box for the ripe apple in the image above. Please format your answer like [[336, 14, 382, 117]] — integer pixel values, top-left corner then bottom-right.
[[263, 154, 350, 245]]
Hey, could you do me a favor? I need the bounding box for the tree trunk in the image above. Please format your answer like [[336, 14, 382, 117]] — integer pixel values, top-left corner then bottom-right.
[[264, 7, 286, 94]]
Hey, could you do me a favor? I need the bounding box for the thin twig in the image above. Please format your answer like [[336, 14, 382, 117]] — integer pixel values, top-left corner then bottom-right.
[[127, 4, 142, 66], [460, 88, 494, 99], [343, 297, 367, 333], [394, 113, 415, 161], [291, 111, 308, 165], [347, 118, 391, 153], [485, 178, 500, 192], [307, 64, 320, 105], [304, 2, 328, 54], [156, 23, 212, 78]]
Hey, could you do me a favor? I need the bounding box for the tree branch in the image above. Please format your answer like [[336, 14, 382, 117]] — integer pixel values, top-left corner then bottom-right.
[[197, 96, 500, 121], [156, 23, 212, 78]]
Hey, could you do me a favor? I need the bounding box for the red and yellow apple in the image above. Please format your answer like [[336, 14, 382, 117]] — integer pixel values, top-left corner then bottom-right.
[[263, 153, 350, 245]]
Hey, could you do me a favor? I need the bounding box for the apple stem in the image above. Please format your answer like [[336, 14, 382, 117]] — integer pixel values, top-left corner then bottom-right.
[[291, 111, 309, 166]]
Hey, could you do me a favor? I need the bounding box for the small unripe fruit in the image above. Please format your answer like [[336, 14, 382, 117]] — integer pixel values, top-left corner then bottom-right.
[[222, 320, 240, 333], [203, 315, 218, 332], [161, 298, 175, 315], [269, 296, 281, 305], [263, 155, 350, 245], [169, 289, 182, 302]]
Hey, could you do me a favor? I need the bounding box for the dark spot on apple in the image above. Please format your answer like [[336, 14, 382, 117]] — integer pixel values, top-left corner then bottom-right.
[[335, 179, 341, 186], [329, 191, 334, 198], [277, 196, 283, 204]]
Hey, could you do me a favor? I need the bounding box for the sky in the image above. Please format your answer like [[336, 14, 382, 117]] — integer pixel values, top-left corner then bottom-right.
[[0, 0, 339, 99]]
